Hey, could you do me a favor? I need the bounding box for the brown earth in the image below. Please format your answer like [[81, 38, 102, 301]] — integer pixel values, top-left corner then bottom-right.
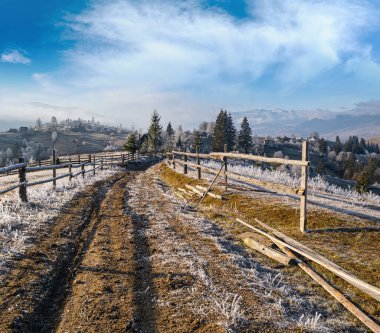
[[0, 162, 373, 332]]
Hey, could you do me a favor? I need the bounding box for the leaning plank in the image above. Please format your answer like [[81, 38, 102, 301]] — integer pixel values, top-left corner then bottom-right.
[[242, 237, 296, 266], [279, 246, 380, 333], [227, 171, 304, 196], [237, 217, 380, 303], [255, 218, 380, 303], [210, 152, 309, 167]]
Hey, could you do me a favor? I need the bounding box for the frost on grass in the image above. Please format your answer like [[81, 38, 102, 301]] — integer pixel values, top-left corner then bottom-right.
[[125, 169, 339, 332], [197, 161, 380, 221], [201, 160, 380, 207], [0, 169, 119, 280]]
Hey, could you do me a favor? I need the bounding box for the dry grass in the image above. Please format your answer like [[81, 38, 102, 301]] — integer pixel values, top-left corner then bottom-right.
[[158, 163, 380, 328]]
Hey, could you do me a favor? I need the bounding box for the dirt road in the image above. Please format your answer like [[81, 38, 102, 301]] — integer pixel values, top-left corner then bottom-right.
[[0, 163, 363, 332]]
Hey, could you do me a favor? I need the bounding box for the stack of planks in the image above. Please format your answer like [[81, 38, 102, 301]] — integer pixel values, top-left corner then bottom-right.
[[236, 218, 380, 333]]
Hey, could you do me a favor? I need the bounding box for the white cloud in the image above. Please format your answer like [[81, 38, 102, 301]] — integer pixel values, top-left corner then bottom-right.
[[63, 0, 377, 90], [0, 50, 31, 64], [1, 0, 379, 130]]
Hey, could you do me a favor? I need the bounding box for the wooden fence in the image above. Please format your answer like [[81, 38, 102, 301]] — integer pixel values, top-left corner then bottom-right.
[[169, 141, 310, 233], [0, 150, 146, 202]]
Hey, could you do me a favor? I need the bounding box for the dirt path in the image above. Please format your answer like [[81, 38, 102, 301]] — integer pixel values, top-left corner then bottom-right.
[[0, 163, 364, 332]]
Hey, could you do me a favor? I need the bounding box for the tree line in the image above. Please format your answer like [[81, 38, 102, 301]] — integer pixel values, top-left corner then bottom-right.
[[125, 109, 253, 155]]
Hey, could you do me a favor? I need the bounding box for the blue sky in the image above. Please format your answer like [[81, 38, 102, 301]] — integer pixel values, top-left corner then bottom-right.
[[0, 0, 380, 130]]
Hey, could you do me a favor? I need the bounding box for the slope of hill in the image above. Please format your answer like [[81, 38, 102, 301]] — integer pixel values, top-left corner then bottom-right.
[[0, 128, 127, 161]]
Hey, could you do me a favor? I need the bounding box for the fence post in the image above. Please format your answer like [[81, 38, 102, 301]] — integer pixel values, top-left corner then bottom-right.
[[69, 158, 72, 181], [184, 153, 188, 174], [52, 149, 56, 188], [81, 162, 85, 179], [196, 147, 201, 180], [93, 156, 96, 176], [101, 158, 104, 171], [111, 155, 113, 168], [78, 154, 81, 164], [173, 152, 176, 169], [300, 140, 309, 233], [18, 157, 28, 202], [122, 153, 125, 165], [38, 159, 41, 167], [224, 144, 228, 192]]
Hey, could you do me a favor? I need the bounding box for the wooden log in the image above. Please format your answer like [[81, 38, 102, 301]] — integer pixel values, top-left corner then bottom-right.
[[194, 185, 223, 199], [242, 237, 296, 266], [237, 232, 275, 247], [177, 188, 193, 197], [210, 152, 309, 167], [227, 171, 304, 196], [280, 246, 380, 333], [195, 185, 207, 192], [185, 184, 203, 196], [237, 217, 380, 303]]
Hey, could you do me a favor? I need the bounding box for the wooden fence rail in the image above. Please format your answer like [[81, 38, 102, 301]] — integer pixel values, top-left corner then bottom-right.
[[169, 141, 310, 233], [0, 150, 148, 202]]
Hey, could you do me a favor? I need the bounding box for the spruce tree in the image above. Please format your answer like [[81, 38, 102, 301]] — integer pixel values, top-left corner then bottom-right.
[[124, 132, 139, 158], [212, 110, 226, 152], [333, 136, 342, 154], [225, 112, 236, 151], [193, 130, 201, 151], [237, 117, 252, 153], [166, 122, 174, 137], [148, 110, 162, 154], [316, 157, 325, 175]]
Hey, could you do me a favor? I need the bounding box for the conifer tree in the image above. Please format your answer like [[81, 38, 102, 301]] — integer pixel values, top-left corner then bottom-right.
[[166, 122, 174, 137], [225, 112, 236, 151], [124, 132, 139, 158], [333, 136, 342, 154], [212, 110, 226, 152], [148, 110, 162, 154], [316, 157, 325, 175], [193, 130, 201, 151], [237, 117, 252, 153]]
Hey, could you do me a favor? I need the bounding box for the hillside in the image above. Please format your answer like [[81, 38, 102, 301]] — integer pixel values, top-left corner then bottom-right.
[[0, 128, 127, 161]]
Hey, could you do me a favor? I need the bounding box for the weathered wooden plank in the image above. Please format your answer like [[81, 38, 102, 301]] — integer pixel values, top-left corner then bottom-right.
[[210, 152, 310, 167], [239, 217, 380, 303], [279, 246, 380, 333], [226, 171, 303, 196]]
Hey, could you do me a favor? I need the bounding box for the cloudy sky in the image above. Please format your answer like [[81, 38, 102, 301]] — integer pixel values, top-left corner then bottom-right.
[[0, 0, 380, 130]]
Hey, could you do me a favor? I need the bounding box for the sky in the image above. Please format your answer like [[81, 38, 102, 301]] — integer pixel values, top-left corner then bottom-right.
[[0, 0, 380, 130]]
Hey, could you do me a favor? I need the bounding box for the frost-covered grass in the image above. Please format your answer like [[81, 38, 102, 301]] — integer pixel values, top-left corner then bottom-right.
[[128, 170, 337, 332], [201, 160, 380, 208], [0, 168, 119, 278]]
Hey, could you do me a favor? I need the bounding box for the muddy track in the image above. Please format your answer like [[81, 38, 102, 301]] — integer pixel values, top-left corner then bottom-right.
[[0, 163, 364, 333]]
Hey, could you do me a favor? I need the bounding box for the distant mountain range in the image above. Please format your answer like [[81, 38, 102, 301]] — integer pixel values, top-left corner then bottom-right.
[[231, 108, 380, 140]]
